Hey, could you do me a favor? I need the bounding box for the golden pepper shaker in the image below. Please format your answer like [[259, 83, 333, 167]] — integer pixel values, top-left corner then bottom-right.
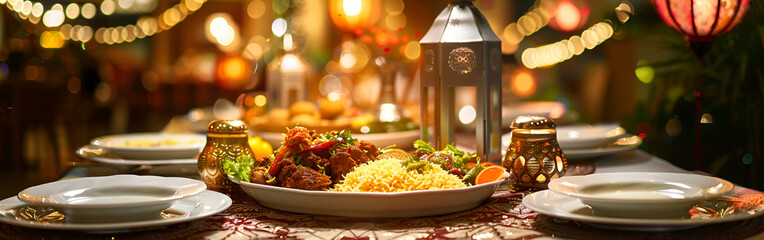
[[502, 116, 567, 192], [197, 120, 255, 193]]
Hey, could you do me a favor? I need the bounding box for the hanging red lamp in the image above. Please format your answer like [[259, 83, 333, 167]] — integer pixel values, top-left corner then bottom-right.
[[652, 0, 751, 56]]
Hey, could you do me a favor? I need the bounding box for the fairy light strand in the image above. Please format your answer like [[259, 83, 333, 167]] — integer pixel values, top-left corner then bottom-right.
[[2, 0, 208, 46], [520, 1, 633, 69]]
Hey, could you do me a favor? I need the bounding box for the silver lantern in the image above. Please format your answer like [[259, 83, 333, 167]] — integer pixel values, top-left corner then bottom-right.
[[419, 0, 503, 162]]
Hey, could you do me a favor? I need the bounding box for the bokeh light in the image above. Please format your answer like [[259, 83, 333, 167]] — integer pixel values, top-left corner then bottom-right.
[[39, 31, 65, 48], [458, 105, 477, 124], [403, 41, 420, 60], [665, 118, 682, 137], [742, 153, 753, 165], [42, 4, 65, 27], [511, 70, 536, 98], [100, 0, 115, 15], [254, 95, 267, 107], [637, 122, 651, 138], [343, 0, 362, 16], [701, 113, 713, 124], [65, 3, 79, 19], [81, 3, 96, 19], [635, 60, 654, 84], [31, 2, 42, 17], [271, 18, 287, 37], [247, 0, 266, 19]]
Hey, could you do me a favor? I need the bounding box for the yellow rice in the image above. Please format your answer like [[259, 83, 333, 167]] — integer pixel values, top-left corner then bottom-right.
[[331, 157, 466, 192]]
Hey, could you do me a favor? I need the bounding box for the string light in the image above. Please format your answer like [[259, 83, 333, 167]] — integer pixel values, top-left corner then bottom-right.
[[522, 22, 614, 69], [3, 0, 208, 46], [520, 1, 633, 69], [501, 0, 556, 54]]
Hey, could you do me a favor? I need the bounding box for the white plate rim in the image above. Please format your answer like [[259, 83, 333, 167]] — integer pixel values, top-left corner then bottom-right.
[[555, 124, 624, 148], [76, 145, 198, 165], [547, 172, 734, 204], [18, 175, 206, 208], [562, 134, 642, 159], [232, 175, 505, 197], [90, 132, 206, 152], [522, 190, 764, 226], [230, 172, 507, 218], [0, 190, 231, 231]]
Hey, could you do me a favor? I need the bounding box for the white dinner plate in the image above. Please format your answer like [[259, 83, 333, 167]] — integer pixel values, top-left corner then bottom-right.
[[501, 133, 642, 160], [522, 190, 764, 230], [548, 172, 733, 218], [17, 175, 207, 223], [0, 190, 230, 231], [254, 129, 420, 149], [77, 145, 198, 166], [555, 124, 625, 149], [560, 134, 642, 160], [91, 132, 205, 159], [231, 175, 507, 218]]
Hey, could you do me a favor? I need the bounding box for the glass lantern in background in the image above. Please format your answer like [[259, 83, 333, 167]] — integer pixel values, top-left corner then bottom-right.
[[503, 116, 567, 193], [266, 33, 308, 109]]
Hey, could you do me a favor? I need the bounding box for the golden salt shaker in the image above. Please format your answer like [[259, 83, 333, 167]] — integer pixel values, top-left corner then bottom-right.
[[502, 116, 567, 192], [198, 120, 256, 193]]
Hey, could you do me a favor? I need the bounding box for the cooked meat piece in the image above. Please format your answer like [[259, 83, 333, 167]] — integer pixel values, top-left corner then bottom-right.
[[255, 156, 271, 168], [346, 145, 371, 165], [299, 151, 329, 171], [250, 168, 273, 185], [328, 152, 356, 184], [281, 167, 332, 190], [312, 148, 334, 160], [358, 141, 380, 158], [276, 158, 298, 186]]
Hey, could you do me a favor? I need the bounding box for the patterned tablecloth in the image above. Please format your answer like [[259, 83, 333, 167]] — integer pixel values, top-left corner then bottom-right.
[[2, 162, 764, 240]]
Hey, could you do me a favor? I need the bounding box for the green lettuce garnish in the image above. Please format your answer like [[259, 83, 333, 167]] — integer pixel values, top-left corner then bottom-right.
[[222, 155, 254, 182], [413, 139, 436, 153]]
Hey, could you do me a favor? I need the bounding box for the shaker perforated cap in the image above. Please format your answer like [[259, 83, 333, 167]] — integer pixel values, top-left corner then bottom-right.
[[207, 120, 248, 134], [509, 116, 556, 130]]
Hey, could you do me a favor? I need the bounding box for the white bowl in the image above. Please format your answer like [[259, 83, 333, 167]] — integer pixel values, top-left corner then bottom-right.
[[91, 132, 205, 159], [18, 175, 207, 223], [548, 172, 733, 218], [556, 124, 625, 149], [230, 172, 507, 218]]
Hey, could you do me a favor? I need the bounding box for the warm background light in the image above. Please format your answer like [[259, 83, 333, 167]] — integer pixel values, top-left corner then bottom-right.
[[343, 0, 362, 16], [328, 0, 380, 31], [548, 0, 590, 32], [511, 70, 537, 98]]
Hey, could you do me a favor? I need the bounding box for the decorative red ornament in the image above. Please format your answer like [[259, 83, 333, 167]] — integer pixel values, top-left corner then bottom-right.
[[652, 0, 751, 44]]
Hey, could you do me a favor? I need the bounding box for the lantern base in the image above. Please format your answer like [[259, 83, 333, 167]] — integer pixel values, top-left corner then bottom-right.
[[509, 182, 550, 193], [688, 41, 712, 58]]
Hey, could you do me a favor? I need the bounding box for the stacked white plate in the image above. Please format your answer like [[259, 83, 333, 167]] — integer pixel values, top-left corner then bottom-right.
[[78, 132, 206, 166], [502, 124, 642, 160], [0, 175, 231, 231], [521, 172, 764, 230]]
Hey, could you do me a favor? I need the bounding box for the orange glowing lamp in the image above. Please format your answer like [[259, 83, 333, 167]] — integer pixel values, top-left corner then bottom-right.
[[215, 55, 251, 90], [328, 0, 381, 32]]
